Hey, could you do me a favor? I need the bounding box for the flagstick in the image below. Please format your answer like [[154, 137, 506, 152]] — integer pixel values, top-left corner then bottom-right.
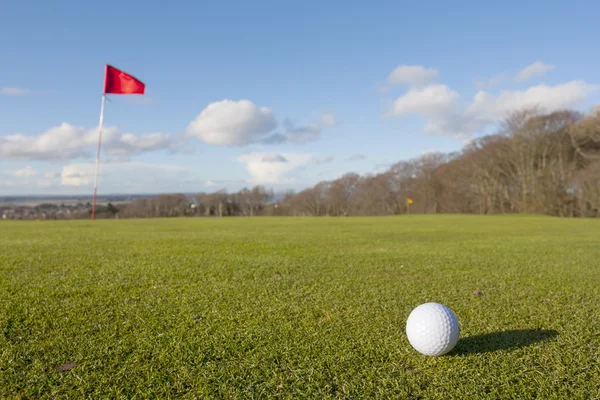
[[91, 94, 107, 221]]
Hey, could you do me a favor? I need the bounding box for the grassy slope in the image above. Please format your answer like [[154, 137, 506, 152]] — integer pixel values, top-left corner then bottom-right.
[[0, 215, 599, 399]]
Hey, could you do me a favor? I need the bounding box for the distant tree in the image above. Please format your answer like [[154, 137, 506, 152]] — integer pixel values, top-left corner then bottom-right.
[[326, 173, 360, 216], [106, 203, 118, 215]]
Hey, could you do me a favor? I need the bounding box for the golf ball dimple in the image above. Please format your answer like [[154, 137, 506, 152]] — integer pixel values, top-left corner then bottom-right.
[[406, 302, 460, 356]]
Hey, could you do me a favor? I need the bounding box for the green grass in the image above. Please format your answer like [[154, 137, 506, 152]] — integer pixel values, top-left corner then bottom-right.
[[1, 215, 599, 399]]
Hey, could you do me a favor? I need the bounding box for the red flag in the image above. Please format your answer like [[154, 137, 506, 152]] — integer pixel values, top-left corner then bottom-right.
[[103, 64, 145, 95]]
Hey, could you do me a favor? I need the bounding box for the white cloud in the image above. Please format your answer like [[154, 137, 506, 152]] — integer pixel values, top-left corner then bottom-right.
[[1, 87, 30, 96], [466, 80, 597, 121], [186, 100, 334, 147], [430, 81, 598, 138], [514, 61, 555, 82], [14, 166, 38, 177], [0, 123, 98, 160], [387, 75, 599, 139], [237, 152, 316, 184], [61, 169, 90, 187], [388, 84, 460, 118], [186, 99, 277, 146], [0, 122, 185, 161], [386, 65, 438, 88]]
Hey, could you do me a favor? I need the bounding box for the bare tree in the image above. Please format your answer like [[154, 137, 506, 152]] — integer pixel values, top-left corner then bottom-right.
[[569, 108, 600, 160], [574, 161, 600, 217], [326, 173, 360, 216]]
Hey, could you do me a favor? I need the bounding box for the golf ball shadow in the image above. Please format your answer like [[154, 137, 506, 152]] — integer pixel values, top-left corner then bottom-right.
[[449, 329, 559, 355]]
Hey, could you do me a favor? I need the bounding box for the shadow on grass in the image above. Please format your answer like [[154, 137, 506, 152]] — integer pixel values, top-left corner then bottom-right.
[[451, 329, 558, 355]]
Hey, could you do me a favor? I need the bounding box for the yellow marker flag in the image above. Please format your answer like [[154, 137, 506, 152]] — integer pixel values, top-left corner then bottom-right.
[[407, 198, 413, 205]]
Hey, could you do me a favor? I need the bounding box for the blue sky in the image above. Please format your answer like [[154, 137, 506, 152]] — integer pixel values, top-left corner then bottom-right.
[[2, 0, 600, 195]]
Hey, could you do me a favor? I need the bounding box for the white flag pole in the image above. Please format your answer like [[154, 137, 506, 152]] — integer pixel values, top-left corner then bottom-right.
[[91, 93, 107, 221]]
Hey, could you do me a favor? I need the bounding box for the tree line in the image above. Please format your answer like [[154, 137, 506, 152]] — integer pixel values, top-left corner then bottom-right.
[[114, 107, 600, 219]]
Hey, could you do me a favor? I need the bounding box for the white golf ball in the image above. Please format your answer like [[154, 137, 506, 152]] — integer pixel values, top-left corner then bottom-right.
[[406, 302, 460, 356]]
